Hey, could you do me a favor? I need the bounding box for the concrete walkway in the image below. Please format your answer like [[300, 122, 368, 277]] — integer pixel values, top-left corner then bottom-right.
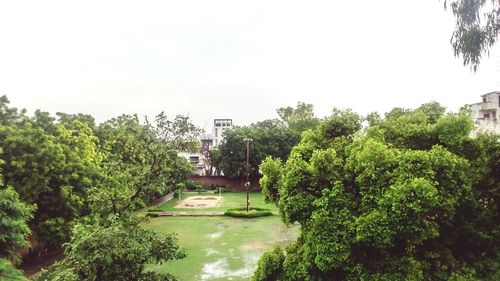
[[147, 191, 175, 208], [157, 211, 224, 216]]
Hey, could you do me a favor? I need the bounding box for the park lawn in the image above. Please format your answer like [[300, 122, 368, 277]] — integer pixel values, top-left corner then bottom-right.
[[144, 216, 299, 281], [155, 192, 279, 212]]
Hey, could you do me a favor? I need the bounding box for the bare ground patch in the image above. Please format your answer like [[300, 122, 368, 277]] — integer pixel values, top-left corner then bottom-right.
[[174, 196, 222, 209]]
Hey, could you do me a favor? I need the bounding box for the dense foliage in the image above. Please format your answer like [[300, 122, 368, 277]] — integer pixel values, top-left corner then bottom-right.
[[0, 95, 199, 279], [37, 216, 186, 281], [0, 163, 32, 281], [276, 102, 319, 134], [256, 103, 500, 280], [0, 106, 104, 248], [217, 119, 299, 178], [216, 102, 318, 178], [253, 247, 285, 281]]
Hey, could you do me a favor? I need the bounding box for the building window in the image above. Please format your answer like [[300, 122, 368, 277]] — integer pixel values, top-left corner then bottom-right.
[[493, 111, 497, 120], [483, 96, 487, 103], [498, 95, 500, 107], [189, 156, 199, 163], [484, 113, 490, 119], [215, 128, 218, 137]]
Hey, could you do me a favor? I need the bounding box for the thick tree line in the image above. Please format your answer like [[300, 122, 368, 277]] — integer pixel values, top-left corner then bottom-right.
[[215, 102, 318, 179], [0, 95, 199, 280], [256, 102, 499, 280]]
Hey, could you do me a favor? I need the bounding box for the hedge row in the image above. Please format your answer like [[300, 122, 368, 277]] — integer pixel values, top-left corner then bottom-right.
[[224, 207, 273, 218]]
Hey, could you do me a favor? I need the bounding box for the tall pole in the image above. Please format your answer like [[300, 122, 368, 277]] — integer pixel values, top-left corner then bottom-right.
[[245, 138, 251, 212]]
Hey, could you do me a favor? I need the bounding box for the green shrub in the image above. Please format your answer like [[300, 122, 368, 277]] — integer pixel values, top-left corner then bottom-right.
[[195, 184, 205, 194], [185, 180, 197, 191], [206, 184, 217, 190], [253, 247, 285, 281], [224, 207, 273, 218]]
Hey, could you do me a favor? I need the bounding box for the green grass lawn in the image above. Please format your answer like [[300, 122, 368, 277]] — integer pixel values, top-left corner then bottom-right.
[[155, 192, 279, 212], [144, 216, 299, 281]]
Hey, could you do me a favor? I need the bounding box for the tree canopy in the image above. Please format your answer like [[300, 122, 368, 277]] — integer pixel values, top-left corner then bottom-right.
[[277, 102, 319, 134], [216, 102, 319, 178], [216, 119, 300, 178], [257, 103, 500, 280], [0, 162, 33, 281], [0, 95, 199, 280], [37, 215, 186, 281]]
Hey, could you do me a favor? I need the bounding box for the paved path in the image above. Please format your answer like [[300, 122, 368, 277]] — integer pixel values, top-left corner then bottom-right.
[[157, 211, 224, 216], [147, 191, 175, 208]]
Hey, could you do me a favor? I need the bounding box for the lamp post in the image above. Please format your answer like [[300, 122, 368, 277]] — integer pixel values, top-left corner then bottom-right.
[[244, 138, 252, 212]]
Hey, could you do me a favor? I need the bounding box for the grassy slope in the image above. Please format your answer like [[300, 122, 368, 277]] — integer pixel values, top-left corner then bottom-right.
[[144, 216, 299, 281]]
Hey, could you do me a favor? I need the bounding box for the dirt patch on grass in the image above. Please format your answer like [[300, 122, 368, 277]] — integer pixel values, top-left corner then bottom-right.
[[175, 196, 222, 208]]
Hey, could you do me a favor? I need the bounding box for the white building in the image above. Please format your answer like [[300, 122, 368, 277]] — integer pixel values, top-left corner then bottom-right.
[[178, 119, 234, 176], [178, 151, 205, 176], [469, 91, 500, 134], [212, 119, 233, 147]]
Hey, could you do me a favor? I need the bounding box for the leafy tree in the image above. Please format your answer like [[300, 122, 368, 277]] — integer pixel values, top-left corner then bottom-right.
[[0, 161, 33, 281], [256, 103, 500, 280], [37, 216, 186, 281], [318, 108, 362, 140], [55, 112, 96, 129], [217, 102, 318, 178], [259, 157, 283, 203], [0, 110, 104, 248], [0, 258, 28, 281], [95, 113, 198, 214], [217, 119, 299, 178], [277, 102, 319, 134], [0, 95, 26, 126], [0, 187, 34, 262], [0, 96, 196, 280], [445, 0, 500, 70], [33, 112, 199, 281]]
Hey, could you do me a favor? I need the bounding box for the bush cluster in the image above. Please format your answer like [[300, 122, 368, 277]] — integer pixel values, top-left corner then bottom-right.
[[185, 181, 225, 191], [224, 207, 273, 218], [179, 181, 226, 195]]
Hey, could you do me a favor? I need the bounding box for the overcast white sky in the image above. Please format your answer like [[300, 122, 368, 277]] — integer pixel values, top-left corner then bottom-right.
[[0, 1, 499, 128]]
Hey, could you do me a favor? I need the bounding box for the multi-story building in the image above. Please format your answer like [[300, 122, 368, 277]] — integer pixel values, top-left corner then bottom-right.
[[212, 119, 233, 147], [469, 91, 500, 134], [179, 119, 234, 176]]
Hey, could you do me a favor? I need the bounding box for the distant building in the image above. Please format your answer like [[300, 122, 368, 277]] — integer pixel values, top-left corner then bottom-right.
[[212, 119, 233, 147], [178, 119, 234, 176], [469, 91, 500, 134], [178, 151, 205, 176]]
